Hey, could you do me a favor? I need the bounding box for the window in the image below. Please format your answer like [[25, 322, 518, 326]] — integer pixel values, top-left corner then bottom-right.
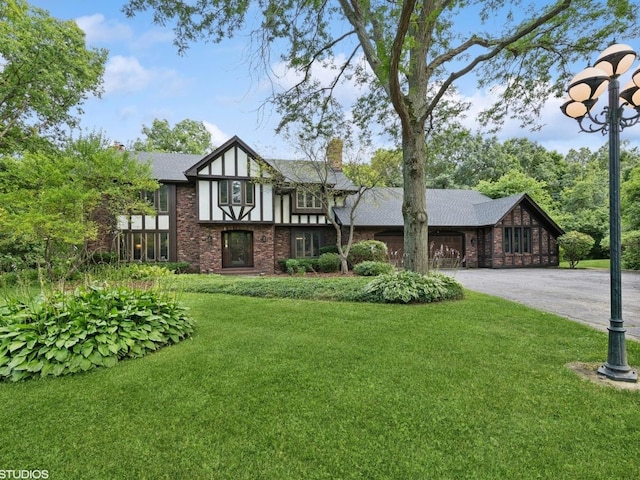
[[294, 231, 321, 258], [219, 180, 254, 206], [143, 184, 169, 213], [119, 232, 170, 262], [158, 184, 169, 213], [296, 189, 322, 210], [504, 227, 531, 254]]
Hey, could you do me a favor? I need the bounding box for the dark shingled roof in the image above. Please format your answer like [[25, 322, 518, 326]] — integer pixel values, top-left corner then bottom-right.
[[133, 151, 201, 182], [334, 188, 529, 227], [264, 158, 356, 190], [135, 151, 356, 190]]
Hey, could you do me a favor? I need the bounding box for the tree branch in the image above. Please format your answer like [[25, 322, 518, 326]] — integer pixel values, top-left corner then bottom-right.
[[424, 0, 572, 122]]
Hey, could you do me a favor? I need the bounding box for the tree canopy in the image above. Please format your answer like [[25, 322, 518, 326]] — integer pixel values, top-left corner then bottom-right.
[[132, 118, 214, 154], [124, 0, 640, 272], [0, 0, 107, 153], [0, 134, 157, 278]]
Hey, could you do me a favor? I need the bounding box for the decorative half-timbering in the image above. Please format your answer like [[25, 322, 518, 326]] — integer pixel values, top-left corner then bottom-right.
[[111, 136, 563, 273]]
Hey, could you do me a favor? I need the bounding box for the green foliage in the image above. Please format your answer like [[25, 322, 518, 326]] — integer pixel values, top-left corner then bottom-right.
[[100, 264, 174, 281], [558, 231, 595, 269], [477, 170, 557, 215], [132, 118, 213, 154], [0, 285, 193, 382], [359, 271, 464, 304], [622, 164, 640, 230], [317, 253, 341, 273], [0, 133, 157, 279], [353, 261, 395, 276], [179, 275, 371, 302], [0, 0, 106, 152], [344, 149, 403, 187], [348, 240, 388, 265], [622, 230, 640, 270], [558, 165, 609, 258], [282, 258, 319, 275], [318, 245, 339, 255]]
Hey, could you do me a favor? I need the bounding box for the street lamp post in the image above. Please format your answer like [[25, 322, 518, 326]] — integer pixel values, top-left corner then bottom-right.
[[561, 43, 640, 383]]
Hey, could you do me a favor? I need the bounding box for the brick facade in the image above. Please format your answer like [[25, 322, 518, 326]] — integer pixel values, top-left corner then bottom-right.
[[175, 184, 200, 271]]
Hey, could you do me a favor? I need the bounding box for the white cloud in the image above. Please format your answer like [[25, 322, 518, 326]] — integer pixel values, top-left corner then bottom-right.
[[103, 55, 187, 97], [132, 29, 175, 50], [103, 55, 154, 94], [75, 14, 133, 45], [203, 122, 230, 147]]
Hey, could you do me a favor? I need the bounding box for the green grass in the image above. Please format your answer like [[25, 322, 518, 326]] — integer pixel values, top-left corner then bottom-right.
[[560, 258, 610, 269], [1, 291, 640, 479]]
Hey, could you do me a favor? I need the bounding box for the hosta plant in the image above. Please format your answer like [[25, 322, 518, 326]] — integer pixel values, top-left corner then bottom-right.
[[359, 271, 464, 304], [0, 284, 193, 382]]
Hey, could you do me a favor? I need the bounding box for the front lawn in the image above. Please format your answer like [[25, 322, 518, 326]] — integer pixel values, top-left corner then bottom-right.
[[1, 290, 639, 479], [560, 258, 610, 269]]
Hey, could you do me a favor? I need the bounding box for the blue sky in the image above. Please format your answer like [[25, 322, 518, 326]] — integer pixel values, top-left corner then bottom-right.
[[29, 1, 640, 159]]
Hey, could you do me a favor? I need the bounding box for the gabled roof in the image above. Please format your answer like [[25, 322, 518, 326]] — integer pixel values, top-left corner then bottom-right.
[[133, 135, 356, 191], [334, 188, 563, 235]]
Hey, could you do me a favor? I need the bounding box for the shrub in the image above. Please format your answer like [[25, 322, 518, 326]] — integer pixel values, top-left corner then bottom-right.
[[359, 270, 464, 304], [284, 258, 318, 275], [348, 240, 388, 265], [277, 258, 288, 273], [0, 285, 193, 382], [622, 230, 640, 270], [318, 253, 341, 273], [319, 245, 339, 255], [558, 231, 595, 269], [353, 261, 395, 276]]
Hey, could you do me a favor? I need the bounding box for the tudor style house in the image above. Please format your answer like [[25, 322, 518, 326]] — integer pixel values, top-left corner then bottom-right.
[[113, 135, 563, 273]]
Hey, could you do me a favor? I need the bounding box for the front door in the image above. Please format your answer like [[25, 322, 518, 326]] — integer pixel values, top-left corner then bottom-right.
[[222, 231, 254, 268]]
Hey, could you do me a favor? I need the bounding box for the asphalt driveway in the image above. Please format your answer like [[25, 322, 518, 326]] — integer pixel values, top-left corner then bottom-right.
[[449, 268, 640, 341]]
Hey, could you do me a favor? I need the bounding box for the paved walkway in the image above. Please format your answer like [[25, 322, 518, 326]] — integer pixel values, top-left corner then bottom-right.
[[448, 268, 640, 341]]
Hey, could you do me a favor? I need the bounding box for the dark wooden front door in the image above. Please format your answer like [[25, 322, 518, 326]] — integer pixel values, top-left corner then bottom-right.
[[222, 231, 254, 268]]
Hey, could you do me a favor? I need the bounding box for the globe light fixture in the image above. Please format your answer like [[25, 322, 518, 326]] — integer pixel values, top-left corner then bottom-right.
[[561, 43, 640, 382]]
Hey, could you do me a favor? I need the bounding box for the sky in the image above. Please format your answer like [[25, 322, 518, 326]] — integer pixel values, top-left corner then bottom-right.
[[27, 1, 640, 160]]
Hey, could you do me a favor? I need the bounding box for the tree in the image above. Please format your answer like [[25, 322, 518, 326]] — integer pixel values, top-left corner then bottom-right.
[[477, 170, 557, 215], [270, 137, 379, 274], [123, 0, 639, 273], [131, 118, 214, 154], [0, 0, 107, 152], [558, 231, 595, 269], [344, 148, 403, 187], [502, 138, 568, 202], [558, 166, 609, 257], [622, 164, 640, 231], [0, 133, 157, 278]]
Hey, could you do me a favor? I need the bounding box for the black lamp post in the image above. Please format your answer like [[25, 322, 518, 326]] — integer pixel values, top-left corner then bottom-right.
[[561, 43, 640, 382]]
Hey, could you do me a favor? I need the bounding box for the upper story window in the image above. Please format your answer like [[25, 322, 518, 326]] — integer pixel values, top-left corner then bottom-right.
[[144, 184, 169, 213], [219, 179, 254, 206], [296, 189, 322, 210]]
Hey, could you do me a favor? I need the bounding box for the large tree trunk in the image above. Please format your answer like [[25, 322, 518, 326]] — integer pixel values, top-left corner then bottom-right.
[[402, 121, 429, 274]]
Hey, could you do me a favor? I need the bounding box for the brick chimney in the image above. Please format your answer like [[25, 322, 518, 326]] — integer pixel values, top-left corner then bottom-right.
[[326, 138, 343, 171]]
